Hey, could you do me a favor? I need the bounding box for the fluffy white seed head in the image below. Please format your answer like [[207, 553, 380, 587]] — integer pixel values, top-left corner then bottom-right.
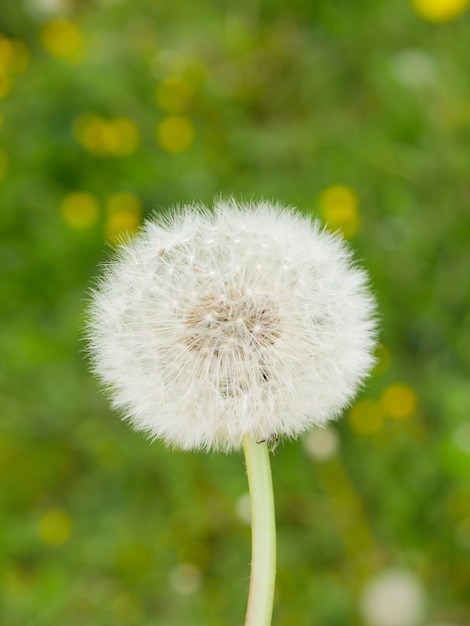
[[359, 569, 426, 626], [87, 198, 377, 452]]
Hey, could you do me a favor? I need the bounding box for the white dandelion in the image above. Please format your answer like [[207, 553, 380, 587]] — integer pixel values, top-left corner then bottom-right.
[[359, 569, 426, 626], [86, 197, 377, 626], [87, 198, 377, 453]]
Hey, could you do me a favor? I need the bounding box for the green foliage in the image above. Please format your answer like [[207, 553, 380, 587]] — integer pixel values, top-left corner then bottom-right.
[[1, 1, 470, 624]]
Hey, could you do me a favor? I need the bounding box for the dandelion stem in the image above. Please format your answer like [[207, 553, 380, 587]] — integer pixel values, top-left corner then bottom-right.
[[242, 435, 276, 626]]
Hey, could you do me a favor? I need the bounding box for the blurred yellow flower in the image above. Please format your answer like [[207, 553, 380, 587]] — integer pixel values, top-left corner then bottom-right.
[[112, 118, 140, 155], [0, 37, 29, 74], [38, 509, 72, 546], [156, 76, 193, 112], [40, 18, 84, 62], [74, 114, 118, 155], [318, 185, 361, 239], [105, 192, 141, 241], [74, 114, 140, 156], [60, 191, 100, 228], [411, 0, 469, 21], [157, 115, 194, 153], [349, 398, 385, 435], [380, 383, 418, 419]]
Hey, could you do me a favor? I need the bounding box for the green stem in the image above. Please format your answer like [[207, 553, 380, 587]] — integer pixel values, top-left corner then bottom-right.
[[242, 435, 276, 626]]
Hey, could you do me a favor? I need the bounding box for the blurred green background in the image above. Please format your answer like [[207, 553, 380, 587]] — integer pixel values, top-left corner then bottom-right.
[[1, 0, 470, 625]]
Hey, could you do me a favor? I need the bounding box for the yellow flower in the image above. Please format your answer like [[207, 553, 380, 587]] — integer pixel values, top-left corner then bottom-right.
[[411, 0, 469, 22], [60, 192, 100, 228], [40, 19, 84, 62], [74, 114, 140, 156], [105, 192, 141, 241], [0, 36, 29, 74], [349, 399, 385, 435], [380, 383, 418, 419], [112, 118, 140, 155], [74, 114, 117, 155], [156, 115, 194, 153], [318, 185, 361, 239], [38, 509, 72, 546]]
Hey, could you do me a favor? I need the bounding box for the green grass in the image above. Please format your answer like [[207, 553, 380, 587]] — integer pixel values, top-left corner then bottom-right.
[[1, 1, 470, 624]]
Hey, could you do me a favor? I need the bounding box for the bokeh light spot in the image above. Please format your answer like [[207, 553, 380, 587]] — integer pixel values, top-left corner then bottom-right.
[[74, 114, 139, 156], [380, 383, 418, 420], [318, 184, 361, 239], [112, 118, 140, 155], [60, 191, 100, 229], [390, 50, 437, 87], [156, 115, 194, 153], [74, 114, 119, 155], [105, 192, 141, 241], [38, 509, 72, 546], [451, 421, 470, 455], [169, 563, 202, 595], [360, 568, 426, 626], [235, 492, 251, 524], [40, 18, 84, 62], [303, 427, 339, 461], [411, 0, 469, 22], [349, 399, 385, 434], [0, 36, 29, 74]]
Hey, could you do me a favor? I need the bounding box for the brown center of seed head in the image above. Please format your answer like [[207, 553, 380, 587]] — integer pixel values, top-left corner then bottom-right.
[[184, 288, 281, 357]]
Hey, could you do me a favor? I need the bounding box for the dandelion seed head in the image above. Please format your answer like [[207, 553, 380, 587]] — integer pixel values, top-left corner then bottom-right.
[[87, 198, 377, 452], [359, 569, 426, 626]]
